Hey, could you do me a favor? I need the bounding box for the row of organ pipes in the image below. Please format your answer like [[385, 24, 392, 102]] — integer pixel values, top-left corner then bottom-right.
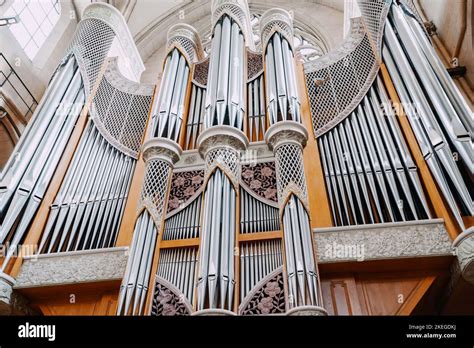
[[0, 0, 472, 316], [118, 0, 472, 315]]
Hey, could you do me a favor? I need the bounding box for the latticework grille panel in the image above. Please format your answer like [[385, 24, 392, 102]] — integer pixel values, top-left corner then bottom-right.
[[205, 147, 240, 183], [92, 74, 152, 158], [69, 18, 115, 94], [357, 0, 391, 55], [138, 159, 172, 225], [212, 0, 253, 49], [274, 143, 308, 205], [304, 20, 379, 137], [168, 36, 199, 63]]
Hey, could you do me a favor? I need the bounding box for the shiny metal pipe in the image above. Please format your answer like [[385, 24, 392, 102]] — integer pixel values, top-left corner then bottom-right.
[[282, 38, 300, 122], [348, 115, 384, 222], [216, 17, 231, 126], [185, 85, 197, 149], [338, 124, 366, 224], [383, 45, 466, 228], [0, 57, 77, 214], [391, 6, 472, 172], [404, 10, 473, 135], [287, 198, 306, 305], [229, 22, 241, 128], [333, 128, 358, 224], [328, 133, 351, 225], [321, 136, 344, 225], [266, 42, 278, 125], [369, 88, 417, 219], [273, 34, 288, 121], [363, 96, 406, 221], [384, 21, 473, 215], [356, 106, 396, 221], [205, 22, 222, 128]]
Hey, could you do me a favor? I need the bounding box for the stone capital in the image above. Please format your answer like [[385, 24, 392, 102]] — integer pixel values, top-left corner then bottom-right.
[[453, 227, 474, 284], [286, 305, 328, 316], [265, 121, 308, 151], [142, 137, 182, 165], [0, 272, 15, 315], [197, 125, 249, 159], [167, 23, 204, 64]]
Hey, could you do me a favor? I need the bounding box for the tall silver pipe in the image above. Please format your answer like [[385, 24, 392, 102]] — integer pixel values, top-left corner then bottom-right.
[[384, 20, 472, 216], [383, 44, 466, 228], [375, 76, 431, 218], [391, 5, 472, 172]]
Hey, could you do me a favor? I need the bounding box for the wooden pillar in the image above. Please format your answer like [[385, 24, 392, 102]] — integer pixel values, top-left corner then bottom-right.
[[296, 63, 333, 229]]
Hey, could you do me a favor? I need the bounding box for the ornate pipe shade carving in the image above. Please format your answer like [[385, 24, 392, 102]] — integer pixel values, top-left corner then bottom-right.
[[259, 8, 294, 53], [81, 3, 145, 82], [167, 23, 205, 65], [211, 0, 255, 51]]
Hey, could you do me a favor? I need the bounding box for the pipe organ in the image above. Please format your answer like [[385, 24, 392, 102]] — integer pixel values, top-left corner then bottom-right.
[[1, 0, 472, 317]]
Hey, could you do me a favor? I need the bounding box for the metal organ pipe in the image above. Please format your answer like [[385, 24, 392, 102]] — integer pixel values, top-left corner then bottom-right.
[[0, 58, 84, 261], [195, 2, 252, 312], [260, 8, 325, 314], [318, 77, 434, 227], [390, 5, 472, 172], [204, 15, 245, 130], [264, 32, 301, 124], [153, 50, 190, 142], [383, 14, 473, 228], [118, 23, 202, 315]]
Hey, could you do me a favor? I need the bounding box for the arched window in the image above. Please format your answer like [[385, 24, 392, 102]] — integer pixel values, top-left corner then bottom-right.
[[4, 0, 61, 60]]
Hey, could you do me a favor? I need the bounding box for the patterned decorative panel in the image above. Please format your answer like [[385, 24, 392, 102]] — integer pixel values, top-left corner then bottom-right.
[[241, 161, 277, 202], [303, 0, 392, 138], [274, 143, 308, 206], [247, 50, 263, 80], [138, 159, 172, 226], [167, 170, 204, 213], [304, 18, 378, 138], [151, 278, 193, 316], [239, 268, 285, 315], [193, 58, 209, 86], [69, 18, 115, 95], [91, 58, 154, 158]]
